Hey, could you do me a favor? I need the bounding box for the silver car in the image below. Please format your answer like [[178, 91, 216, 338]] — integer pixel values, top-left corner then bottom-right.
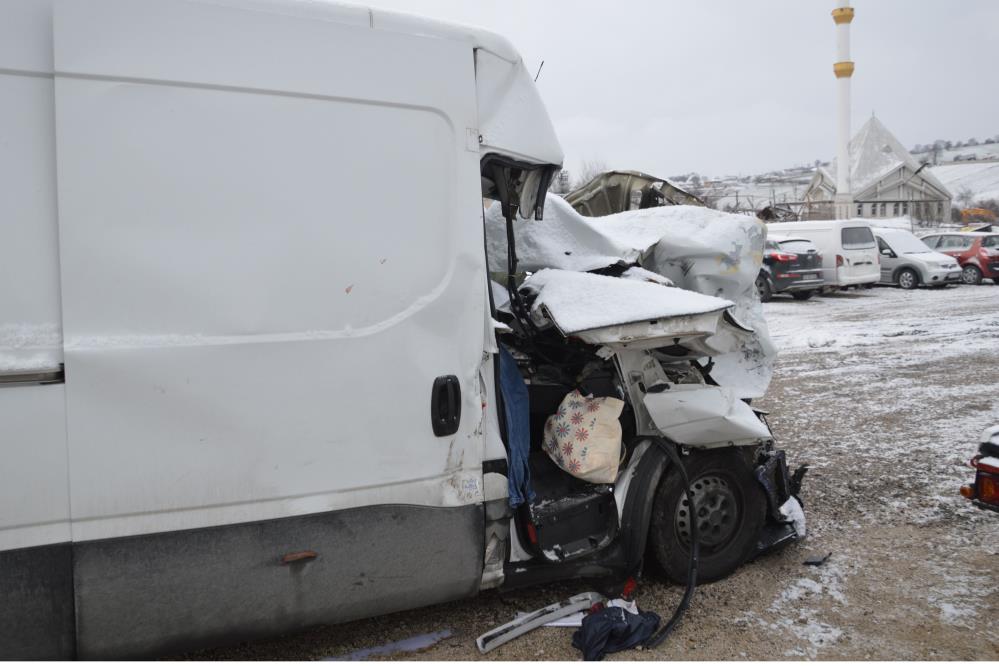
[[874, 228, 962, 289]]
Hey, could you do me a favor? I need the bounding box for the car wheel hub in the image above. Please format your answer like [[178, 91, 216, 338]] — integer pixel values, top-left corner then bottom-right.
[[675, 474, 739, 550], [962, 266, 979, 284], [899, 272, 915, 288]]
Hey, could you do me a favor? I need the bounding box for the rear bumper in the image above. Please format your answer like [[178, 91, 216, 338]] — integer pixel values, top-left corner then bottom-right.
[[772, 276, 824, 293], [835, 269, 880, 286]]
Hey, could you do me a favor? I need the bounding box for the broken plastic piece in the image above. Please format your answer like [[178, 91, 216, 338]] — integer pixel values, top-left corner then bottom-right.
[[779, 496, 807, 539], [643, 384, 774, 447], [476, 591, 605, 654]]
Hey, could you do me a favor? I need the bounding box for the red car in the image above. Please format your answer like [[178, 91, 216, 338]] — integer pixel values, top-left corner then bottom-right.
[[919, 232, 999, 285], [961, 426, 999, 513]]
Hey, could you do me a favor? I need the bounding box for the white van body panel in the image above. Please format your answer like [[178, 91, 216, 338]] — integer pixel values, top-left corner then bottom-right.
[[0, 1, 70, 552], [51, 0, 488, 542], [475, 49, 564, 167], [767, 220, 880, 287], [0, 384, 70, 551]]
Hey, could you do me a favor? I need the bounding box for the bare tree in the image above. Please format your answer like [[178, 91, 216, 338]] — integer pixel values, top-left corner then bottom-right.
[[929, 143, 943, 165], [572, 159, 608, 189], [955, 186, 977, 209], [548, 168, 572, 195]]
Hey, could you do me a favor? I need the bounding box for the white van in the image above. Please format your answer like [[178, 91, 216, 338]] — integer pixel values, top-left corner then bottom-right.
[[766, 220, 881, 289], [1, 0, 801, 658]]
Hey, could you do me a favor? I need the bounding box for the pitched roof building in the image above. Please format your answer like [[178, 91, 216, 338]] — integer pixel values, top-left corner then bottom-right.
[[803, 116, 952, 223]]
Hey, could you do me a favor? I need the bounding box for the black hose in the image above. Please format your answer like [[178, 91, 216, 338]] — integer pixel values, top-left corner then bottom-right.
[[644, 437, 699, 650]]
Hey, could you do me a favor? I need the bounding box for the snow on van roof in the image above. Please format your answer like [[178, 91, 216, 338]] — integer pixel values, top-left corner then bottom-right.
[[521, 269, 732, 334]]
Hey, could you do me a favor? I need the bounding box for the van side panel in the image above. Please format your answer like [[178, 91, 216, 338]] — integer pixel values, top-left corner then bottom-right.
[[0, 1, 74, 658], [52, 0, 487, 655]]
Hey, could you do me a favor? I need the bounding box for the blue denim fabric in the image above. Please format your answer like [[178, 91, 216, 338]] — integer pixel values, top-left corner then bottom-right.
[[498, 344, 534, 508]]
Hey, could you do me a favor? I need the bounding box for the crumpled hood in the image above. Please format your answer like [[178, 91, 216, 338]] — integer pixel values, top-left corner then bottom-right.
[[486, 196, 776, 397], [520, 269, 734, 351]]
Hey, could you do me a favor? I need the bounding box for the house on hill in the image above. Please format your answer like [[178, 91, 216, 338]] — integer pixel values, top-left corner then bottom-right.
[[803, 116, 952, 223]]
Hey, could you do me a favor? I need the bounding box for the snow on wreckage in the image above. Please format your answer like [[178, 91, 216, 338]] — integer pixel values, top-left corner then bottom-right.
[[480, 177, 806, 640]]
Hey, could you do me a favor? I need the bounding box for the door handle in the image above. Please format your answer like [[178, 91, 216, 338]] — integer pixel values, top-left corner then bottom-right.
[[431, 375, 461, 436]]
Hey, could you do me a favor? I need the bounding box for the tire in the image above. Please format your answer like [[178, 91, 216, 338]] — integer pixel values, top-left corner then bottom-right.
[[649, 448, 766, 584], [791, 290, 813, 301], [896, 268, 919, 290], [962, 265, 983, 285], [756, 274, 773, 303]]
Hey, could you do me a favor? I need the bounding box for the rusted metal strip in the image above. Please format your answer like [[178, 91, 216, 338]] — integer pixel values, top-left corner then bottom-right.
[[280, 550, 318, 565]]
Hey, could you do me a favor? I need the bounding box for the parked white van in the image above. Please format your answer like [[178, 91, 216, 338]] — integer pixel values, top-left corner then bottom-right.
[[1, 0, 801, 658], [766, 220, 881, 289]]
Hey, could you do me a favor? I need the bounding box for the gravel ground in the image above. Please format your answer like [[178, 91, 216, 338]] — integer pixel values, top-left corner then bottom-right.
[[188, 284, 999, 661]]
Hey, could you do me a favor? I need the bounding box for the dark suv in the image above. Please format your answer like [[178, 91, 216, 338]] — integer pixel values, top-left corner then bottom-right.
[[757, 237, 825, 302]]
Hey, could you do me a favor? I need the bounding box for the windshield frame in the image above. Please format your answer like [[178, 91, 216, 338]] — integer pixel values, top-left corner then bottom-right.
[[480, 153, 559, 221]]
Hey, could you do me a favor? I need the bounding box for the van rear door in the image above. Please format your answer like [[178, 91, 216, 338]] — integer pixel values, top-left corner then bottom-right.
[[839, 225, 880, 283]]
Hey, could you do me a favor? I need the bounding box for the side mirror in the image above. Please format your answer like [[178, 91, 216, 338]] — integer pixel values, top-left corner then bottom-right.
[[880, 248, 893, 257]]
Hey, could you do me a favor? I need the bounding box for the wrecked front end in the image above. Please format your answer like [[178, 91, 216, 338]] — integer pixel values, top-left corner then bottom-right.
[[482, 186, 805, 592]]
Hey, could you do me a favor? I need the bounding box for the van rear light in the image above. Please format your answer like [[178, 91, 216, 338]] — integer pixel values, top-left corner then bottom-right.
[[526, 521, 538, 545], [836, 255, 844, 268]]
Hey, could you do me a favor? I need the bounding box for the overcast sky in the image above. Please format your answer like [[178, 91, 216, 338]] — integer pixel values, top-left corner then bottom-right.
[[361, 0, 998, 179]]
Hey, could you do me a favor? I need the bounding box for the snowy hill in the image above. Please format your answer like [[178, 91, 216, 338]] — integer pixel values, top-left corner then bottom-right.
[[929, 161, 999, 202]]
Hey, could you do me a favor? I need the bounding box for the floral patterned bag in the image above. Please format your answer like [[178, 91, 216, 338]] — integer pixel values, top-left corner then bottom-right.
[[542, 389, 625, 483]]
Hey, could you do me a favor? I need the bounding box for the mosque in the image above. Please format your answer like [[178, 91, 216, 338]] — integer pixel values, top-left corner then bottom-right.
[[801, 3, 952, 223]]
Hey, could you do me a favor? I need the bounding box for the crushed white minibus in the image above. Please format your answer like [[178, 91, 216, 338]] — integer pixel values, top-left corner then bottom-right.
[[1, 0, 802, 658]]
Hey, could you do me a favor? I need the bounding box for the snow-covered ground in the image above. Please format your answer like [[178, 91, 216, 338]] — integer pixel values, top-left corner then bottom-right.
[[750, 284, 999, 658]]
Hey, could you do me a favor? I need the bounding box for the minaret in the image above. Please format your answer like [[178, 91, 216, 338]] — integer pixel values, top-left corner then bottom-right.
[[832, 1, 855, 219]]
